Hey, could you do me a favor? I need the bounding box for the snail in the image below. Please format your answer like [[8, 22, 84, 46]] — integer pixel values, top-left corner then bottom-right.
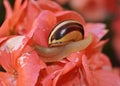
[[35, 20, 92, 62]]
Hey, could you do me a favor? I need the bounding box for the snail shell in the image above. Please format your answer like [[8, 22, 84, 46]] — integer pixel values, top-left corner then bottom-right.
[[48, 20, 84, 47]]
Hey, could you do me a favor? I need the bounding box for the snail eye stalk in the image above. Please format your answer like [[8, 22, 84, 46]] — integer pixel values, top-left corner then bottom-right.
[[48, 20, 84, 47]]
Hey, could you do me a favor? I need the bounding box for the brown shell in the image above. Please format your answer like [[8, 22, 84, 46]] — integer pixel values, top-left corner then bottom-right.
[[48, 20, 84, 47]]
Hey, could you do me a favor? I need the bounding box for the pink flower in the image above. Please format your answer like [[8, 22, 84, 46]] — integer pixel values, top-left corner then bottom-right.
[[70, 0, 117, 21], [0, 0, 119, 86], [54, 0, 117, 21]]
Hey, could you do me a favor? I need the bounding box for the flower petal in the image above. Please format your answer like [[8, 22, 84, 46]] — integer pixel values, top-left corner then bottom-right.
[[88, 53, 112, 70], [15, 0, 40, 34], [0, 36, 29, 72], [33, 10, 57, 47], [85, 23, 108, 40], [55, 11, 85, 25], [3, 0, 13, 19], [37, 0, 63, 12], [14, 0, 23, 11], [0, 0, 27, 37], [17, 50, 46, 86], [93, 70, 120, 86], [53, 62, 81, 86], [0, 72, 16, 86], [81, 55, 95, 86]]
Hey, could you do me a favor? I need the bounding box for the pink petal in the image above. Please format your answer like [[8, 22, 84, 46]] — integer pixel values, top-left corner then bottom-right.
[[81, 55, 95, 86], [85, 23, 108, 40], [0, 72, 16, 86], [53, 62, 80, 86], [0, 0, 27, 37], [85, 39, 108, 58], [15, 0, 40, 35], [37, 0, 63, 12], [88, 53, 112, 70], [17, 50, 46, 86], [0, 36, 29, 72], [55, 11, 85, 25], [93, 70, 120, 86], [14, 0, 23, 11], [3, 0, 13, 19], [33, 10, 56, 47]]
